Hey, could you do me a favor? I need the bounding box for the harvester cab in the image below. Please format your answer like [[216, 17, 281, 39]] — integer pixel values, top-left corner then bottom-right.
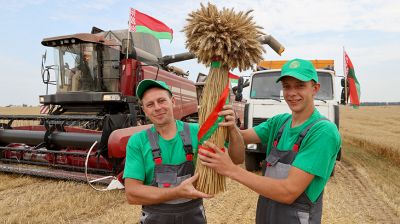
[[40, 31, 134, 115]]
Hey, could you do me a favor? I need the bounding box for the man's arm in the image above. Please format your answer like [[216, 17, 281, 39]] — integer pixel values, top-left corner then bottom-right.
[[199, 141, 314, 204], [218, 105, 263, 164], [228, 163, 314, 204], [240, 128, 262, 145], [125, 173, 213, 205], [218, 105, 245, 164]]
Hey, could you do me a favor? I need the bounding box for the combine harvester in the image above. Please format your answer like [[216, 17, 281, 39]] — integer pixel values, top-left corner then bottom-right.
[[0, 26, 284, 190]]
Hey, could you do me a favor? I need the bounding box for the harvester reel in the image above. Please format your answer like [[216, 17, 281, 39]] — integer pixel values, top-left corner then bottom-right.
[[84, 141, 123, 191]]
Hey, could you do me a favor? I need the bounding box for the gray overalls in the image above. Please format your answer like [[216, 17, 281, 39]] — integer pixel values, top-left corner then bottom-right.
[[140, 123, 206, 224], [256, 118, 327, 224]]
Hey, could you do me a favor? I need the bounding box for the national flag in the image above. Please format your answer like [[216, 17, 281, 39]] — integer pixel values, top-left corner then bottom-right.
[[344, 51, 361, 108], [228, 72, 240, 88], [129, 8, 173, 41]]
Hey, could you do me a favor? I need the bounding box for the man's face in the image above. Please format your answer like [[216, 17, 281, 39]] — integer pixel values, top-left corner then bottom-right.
[[281, 76, 320, 114], [141, 87, 175, 126], [83, 55, 90, 62]]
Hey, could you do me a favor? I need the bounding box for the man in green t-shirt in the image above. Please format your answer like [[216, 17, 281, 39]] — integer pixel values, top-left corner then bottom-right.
[[123, 79, 244, 224], [199, 59, 341, 224]]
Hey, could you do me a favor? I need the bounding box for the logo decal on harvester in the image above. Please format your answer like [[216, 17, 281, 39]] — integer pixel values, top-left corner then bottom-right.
[[289, 61, 300, 69]]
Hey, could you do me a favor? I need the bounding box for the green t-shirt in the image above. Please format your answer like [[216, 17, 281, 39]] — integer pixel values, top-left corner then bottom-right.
[[123, 120, 199, 185], [254, 109, 341, 202]]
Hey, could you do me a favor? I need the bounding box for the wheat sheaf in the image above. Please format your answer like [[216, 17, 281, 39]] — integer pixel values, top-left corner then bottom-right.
[[183, 3, 265, 194]]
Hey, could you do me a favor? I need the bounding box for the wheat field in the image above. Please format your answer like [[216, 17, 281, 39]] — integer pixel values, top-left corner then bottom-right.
[[340, 105, 400, 164], [0, 106, 399, 223]]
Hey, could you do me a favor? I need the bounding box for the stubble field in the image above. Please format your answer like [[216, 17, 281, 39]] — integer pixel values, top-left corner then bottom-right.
[[0, 106, 399, 223]]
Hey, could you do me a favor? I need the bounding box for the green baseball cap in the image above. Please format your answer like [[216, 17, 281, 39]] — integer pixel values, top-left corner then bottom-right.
[[136, 79, 172, 100], [276, 58, 318, 83]]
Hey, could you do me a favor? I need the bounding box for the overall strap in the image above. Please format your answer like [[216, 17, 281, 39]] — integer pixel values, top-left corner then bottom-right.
[[146, 128, 162, 164], [146, 123, 194, 164], [178, 122, 194, 161], [273, 116, 291, 147], [292, 118, 329, 152]]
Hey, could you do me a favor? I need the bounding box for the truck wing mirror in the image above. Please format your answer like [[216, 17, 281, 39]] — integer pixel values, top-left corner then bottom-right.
[[341, 77, 348, 87], [340, 87, 349, 105], [196, 72, 207, 83], [235, 77, 244, 101], [340, 77, 349, 105]]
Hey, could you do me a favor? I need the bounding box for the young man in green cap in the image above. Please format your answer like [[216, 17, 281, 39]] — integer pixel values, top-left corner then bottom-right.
[[123, 79, 244, 224], [199, 59, 341, 224]]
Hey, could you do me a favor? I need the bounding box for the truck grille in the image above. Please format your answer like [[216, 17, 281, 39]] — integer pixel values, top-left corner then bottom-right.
[[253, 118, 267, 126]]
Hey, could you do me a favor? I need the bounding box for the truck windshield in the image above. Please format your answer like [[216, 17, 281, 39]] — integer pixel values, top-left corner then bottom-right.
[[250, 71, 334, 100]]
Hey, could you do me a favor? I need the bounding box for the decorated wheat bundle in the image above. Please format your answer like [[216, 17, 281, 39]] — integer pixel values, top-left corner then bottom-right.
[[183, 3, 265, 194]]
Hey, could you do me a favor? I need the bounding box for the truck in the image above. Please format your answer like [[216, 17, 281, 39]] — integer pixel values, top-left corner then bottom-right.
[[243, 60, 342, 171]]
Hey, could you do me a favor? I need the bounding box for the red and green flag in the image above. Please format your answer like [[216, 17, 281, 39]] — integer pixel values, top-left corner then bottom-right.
[[129, 8, 173, 41], [229, 72, 240, 88], [344, 51, 361, 108]]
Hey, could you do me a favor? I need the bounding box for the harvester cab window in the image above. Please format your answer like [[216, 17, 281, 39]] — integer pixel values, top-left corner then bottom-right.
[[55, 46, 80, 92], [101, 46, 120, 92], [55, 43, 102, 93]]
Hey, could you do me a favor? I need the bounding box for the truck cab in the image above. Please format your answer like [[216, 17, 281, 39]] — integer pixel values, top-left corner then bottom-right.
[[244, 60, 340, 171]]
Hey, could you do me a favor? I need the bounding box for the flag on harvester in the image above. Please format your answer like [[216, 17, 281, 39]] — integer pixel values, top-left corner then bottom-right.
[[344, 51, 361, 108], [129, 8, 173, 41]]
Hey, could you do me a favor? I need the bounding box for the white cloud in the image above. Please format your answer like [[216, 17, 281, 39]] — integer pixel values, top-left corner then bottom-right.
[[0, 0, 46, 12]]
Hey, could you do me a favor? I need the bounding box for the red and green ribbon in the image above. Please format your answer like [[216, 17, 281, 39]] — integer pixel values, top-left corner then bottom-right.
[[198, 145, 225, 156], [198, 81, 230, 144], [211, 57, 222, 68]]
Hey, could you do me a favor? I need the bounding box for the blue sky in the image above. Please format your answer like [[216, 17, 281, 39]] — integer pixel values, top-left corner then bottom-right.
[[0, 0, 399, 106]]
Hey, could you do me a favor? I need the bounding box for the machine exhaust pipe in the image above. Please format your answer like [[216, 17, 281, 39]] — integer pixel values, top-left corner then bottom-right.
[[160, 34, 285, 66]]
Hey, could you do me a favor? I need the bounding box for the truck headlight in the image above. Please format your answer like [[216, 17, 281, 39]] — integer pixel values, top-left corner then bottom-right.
[[247, 144, 257, 150], [103, 94, 121, 101], [39, 96, 44, 103]]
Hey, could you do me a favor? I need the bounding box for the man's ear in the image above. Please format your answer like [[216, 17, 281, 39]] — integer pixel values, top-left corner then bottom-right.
[[312, 82, 321, 96], [171, 95, 176, 105]]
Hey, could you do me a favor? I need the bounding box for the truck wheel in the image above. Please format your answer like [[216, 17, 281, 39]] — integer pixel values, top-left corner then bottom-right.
[[245, 152, 259, 171]]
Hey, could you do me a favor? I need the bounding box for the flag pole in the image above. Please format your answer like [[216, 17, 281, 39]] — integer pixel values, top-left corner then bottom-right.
[[343, 46, 348, 105], [126, 8, 132, 60]]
